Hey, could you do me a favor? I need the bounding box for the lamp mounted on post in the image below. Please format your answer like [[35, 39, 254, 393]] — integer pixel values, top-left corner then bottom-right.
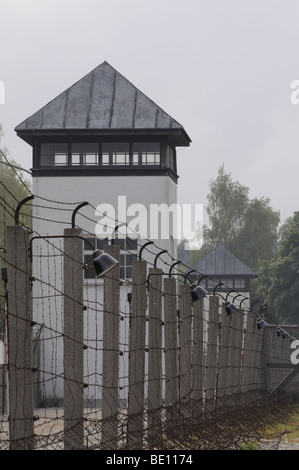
[[190, 276, 208, 302], [224, 292, 241, 315], [29, 234, 119, 278]]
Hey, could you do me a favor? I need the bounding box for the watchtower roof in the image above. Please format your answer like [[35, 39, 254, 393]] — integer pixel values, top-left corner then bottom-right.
[[192, 245, 257, 278], [15, 61, 191, 146]]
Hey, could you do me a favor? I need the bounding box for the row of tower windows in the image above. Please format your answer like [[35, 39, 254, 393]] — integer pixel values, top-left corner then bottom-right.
[[40, 142, 161, 167], [198, 276, 246, 291]]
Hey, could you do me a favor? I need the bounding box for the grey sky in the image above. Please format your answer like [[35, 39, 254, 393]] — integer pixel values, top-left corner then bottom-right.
[[1, 0, 299, 224]]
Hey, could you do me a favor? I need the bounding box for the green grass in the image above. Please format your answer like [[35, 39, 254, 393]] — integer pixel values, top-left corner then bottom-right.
[[262, 406, 299, 444], [239, 440, 260, 450]]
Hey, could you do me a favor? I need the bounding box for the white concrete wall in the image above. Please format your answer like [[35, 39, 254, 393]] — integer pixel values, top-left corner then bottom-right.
[[32, 174, 178, 406]]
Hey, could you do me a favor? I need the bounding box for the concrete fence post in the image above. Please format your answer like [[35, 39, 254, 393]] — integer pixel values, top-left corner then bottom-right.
[[6, 226, 34, 450], [179, 283, 192, 419], [241, 311, 256, 394], [63, 228, 84, 450], [205, 296, 220, 406], [127, 259, 147, 449], [230, 309, 244, 396], [147, 267, 163, 445], [216, 302, 230, 401], [101, 244, 120, 450], [192, 297, 204, 413], [252, 316, 264, 390], [164, 277, 179, 431]]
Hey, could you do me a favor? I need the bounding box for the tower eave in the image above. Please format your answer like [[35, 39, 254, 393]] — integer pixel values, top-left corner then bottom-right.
[[15, 127, 191, 147]]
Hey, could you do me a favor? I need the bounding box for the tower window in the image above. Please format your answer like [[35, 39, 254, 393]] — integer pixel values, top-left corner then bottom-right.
[[39, 141, 164, 168], [234, 278, 245, 289], [71, 143, 99, 166], [224, 278, 234, 289], [197, 276, 246, 291], [102, 143, 130, 166], [111, 238, 138, 279], [40, 143, 68, 166], [133, 142, 160, 166]]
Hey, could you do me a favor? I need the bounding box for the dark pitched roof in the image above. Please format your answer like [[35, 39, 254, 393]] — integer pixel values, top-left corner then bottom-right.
[[191, 245, 257, 278], [15, 61, 191, 146]]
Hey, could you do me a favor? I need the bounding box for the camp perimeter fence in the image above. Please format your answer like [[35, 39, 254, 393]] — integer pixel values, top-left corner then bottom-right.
[[0, 225, 299, 451]]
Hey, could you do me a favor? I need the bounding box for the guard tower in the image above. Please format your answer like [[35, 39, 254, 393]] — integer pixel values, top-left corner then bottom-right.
[[15, 61, 191, 267], [15, 61, 191, 406], [191, 245, 257, 301]]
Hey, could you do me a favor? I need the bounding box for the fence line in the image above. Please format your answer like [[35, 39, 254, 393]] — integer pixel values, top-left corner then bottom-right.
[[1, 225, 299, 450]]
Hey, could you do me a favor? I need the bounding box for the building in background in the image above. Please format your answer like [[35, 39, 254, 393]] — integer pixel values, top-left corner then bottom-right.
[[190, 245, 257, 304]]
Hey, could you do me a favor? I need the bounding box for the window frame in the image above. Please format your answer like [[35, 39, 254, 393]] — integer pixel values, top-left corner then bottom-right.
[[71, 142, 99, 166], [40, 143, 69, 167], [198, 276, 248, 292], [38, 141, 165, 169], [111, 237, 138, 280], [82, 235, 138, 282]]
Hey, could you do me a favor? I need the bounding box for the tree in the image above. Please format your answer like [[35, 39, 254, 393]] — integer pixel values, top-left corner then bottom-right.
[[231, 196, 280, 271], [0, 125, 32, 332], [202, 165, 280, 272], [204, 164, 249, 249], [0, 125, 31, 237], [257, 212, 299, 324]]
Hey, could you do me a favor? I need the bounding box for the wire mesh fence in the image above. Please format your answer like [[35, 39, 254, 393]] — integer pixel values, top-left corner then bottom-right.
[[0, 224, 298, 450]]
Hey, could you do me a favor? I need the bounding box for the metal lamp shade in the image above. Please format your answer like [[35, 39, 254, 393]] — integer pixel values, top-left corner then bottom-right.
[[191, 285, 208, 302], [225, 302, 239, 315], [277, 328, 290, 339], [93, 250, 119, 278], [257, 318, 268, 329]]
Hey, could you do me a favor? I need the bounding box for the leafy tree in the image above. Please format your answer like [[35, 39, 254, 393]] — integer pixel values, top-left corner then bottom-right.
[[257, 212, 299, 323], [0, 125, 32, 332], [0, 125, 31, 234], [202, 165, 280, 272], [231, 196, 280, 271], [204, 164, 249, 249]]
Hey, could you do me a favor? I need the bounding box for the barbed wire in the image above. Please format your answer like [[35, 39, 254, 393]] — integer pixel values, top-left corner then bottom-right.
[[1, 155, 299, 450], [1, 234, 298, 450], [0, 171, 297, 347]]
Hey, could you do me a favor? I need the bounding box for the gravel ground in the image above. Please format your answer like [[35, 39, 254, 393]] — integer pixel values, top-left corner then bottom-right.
[[258, 438, 299, 450], [2, 407, 299, 450], [260, 430, 299, 450]]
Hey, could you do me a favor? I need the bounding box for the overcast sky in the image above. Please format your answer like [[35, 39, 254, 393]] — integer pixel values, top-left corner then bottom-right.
[[1, 0, 299, 225]]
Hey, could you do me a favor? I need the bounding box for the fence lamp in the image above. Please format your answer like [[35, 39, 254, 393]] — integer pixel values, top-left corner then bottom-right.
[[167, 261, 209, 301], [257, 318, 268, 329], [191, 285, 208, 302], [219, 291, 239, 315], [92, 249, 119, 277], [29, 235, 119, 278], [28, 199, 119, 277], [190, 276, 208, 302], [225, 303, 239, 315], [277, 328, 290, 339]]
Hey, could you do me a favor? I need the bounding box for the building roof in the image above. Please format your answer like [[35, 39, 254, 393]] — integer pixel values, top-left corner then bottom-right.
[[15, 61, 191, 146], [191, 245, 257, 278]]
